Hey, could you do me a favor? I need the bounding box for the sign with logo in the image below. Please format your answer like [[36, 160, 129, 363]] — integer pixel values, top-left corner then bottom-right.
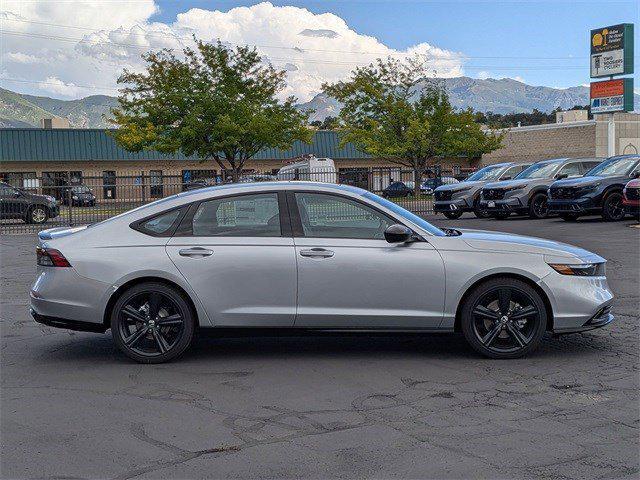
[[590, 24, 634, 77], [590, 78, 634, 113]]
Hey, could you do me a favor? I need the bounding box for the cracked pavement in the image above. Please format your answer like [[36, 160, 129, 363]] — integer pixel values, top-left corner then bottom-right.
[[1, 215, 638, 479]]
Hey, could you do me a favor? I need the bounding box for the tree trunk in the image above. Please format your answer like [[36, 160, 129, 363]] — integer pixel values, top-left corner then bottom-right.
[[413, 167, 421, 197]]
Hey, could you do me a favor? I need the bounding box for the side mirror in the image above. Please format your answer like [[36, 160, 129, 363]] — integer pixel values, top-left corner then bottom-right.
[[501, 176, 512, 180], [384, 224, 414, 243], [555, 173, 568, 180]]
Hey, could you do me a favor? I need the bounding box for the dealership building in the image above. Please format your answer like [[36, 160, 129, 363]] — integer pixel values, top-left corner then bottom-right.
[[0, 111, 638, 198]]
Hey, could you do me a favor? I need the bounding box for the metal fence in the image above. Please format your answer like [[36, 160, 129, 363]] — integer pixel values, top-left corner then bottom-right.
[[0, 167, 449, 235]]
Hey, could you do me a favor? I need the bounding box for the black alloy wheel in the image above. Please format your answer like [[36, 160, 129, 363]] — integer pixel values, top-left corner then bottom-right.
[[529, 193, 549, 219], [26, 206, 48, 224], [602, 192, 625, 221], [461, 278, 547, 358], [473, 199, 491, 218], [111, 282, 195, 363], [443, 210, 463, 219]]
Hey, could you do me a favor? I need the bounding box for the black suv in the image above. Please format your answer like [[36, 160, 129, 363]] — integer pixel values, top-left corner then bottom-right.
[[0, 182, 60, 224], [60, 184, 96, 206], [548, 155, 640, 221]]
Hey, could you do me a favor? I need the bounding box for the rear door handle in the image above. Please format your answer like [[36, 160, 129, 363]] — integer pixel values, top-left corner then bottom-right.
[[178, 247, 213, 257], [300, 248, 334, 258]]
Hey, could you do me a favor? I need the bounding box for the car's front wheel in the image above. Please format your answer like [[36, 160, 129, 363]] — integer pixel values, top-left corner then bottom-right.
[[460, 278, 547, 359], [111, 282, 196, 363], [529, 193, 549, 219], [443, 210, 463, 219], [602, 192, 625, 221]]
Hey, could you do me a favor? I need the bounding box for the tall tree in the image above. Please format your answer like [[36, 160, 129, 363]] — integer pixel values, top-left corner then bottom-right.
[[323, 58, 503, 195], [111, 40, 311, 182]]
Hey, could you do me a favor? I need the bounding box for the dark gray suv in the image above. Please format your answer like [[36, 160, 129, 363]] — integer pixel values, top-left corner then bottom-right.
[[0, 182, 59, 224], [434, 162, 531, 219], [480, 158, 602, 219]]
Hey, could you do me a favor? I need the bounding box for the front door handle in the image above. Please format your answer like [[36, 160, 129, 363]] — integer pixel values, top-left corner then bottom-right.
[[178, 247, 213, 257], [300, 248, 334, 258]]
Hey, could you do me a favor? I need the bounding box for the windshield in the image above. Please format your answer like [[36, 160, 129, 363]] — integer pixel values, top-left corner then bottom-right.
[[586, 157, 639, 177], [71, 186, 90, 193], [515, 161, 562, 179], [363, 192, 446, 237], [466, 165, 508, 182]]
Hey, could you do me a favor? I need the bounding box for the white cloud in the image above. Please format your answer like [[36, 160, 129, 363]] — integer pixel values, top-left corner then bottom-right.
[[37, 76, 83, 97], [4, 52, 40, 64], [0, 1, 465, 101], [477, 71, 491, 80]]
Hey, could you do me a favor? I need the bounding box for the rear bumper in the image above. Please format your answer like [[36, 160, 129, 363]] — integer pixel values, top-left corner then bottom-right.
[[31, 309, 107, 333], [548, 198, 599, 214]]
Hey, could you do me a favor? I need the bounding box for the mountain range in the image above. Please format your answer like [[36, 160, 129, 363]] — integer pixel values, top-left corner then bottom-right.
[[2, 77, 638, 128]]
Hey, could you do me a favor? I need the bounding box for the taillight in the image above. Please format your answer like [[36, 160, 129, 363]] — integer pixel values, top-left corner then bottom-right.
[[36, 247, 71, 267]]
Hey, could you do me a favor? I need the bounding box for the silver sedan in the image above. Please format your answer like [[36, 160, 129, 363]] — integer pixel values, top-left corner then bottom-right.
[[31, 182, 614, 363]]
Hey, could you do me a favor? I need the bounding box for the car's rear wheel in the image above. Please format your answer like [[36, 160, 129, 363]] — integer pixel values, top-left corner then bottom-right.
[[26, 205, 49, 224], [111, 282, 195, 364], [602, 192, 625, 221], [529, 193, 549, 219], [461, 278, 547, 359], [443, 210, 463, 219]]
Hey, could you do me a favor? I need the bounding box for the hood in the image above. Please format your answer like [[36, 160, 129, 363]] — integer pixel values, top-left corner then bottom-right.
[[457, 228, 604, 263], [22, 191, 56, 203], [435, 180, 484, 192], [551, 175, 619, 188], [483, 178, 531, 189]]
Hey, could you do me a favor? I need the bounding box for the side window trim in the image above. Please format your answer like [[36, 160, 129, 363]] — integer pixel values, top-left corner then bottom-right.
[[173, 191, 292, 238], [286, 190, 409, 239]]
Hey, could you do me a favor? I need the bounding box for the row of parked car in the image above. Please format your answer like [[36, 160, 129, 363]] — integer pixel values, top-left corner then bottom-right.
[[431, 154, 640, 221]]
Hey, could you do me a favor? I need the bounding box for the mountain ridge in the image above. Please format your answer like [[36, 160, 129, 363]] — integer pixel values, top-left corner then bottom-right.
[[1, 77, 638, 128]]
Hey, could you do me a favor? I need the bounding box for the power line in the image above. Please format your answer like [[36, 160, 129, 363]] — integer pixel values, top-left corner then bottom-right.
[[1, 17, 597, 61], [1, 30, 588, 69]]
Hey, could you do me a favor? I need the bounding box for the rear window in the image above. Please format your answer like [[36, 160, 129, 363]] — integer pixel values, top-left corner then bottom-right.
[[134, 208, 185, 236]]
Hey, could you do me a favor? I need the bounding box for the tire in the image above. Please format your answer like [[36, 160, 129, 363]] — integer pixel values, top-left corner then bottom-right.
[[529, 193, 549, 219], [559, 213, 579, 221], [460, 277, 547, 359], [491, 212, 510, 220], [473, 200, 491, 218], [601, 192, 625, 221], [26, 205, 49, 224], [111, 282, 196, 364], [443, 210, 463, 219]]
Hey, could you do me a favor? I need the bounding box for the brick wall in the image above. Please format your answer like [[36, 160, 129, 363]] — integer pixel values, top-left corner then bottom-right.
[[482, 122, 597, 164]]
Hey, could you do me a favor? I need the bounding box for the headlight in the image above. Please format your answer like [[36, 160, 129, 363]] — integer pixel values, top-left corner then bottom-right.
[[72, 195, 78, 200], [548, 263, 605, 276], [578, 183, 600, 193], [452, 187, 472, 193], [506, 184, 526, 192], [45, 195, 56, 202]]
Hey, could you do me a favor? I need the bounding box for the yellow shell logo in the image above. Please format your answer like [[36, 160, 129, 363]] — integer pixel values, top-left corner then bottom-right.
[[592, 33, 603, 47]]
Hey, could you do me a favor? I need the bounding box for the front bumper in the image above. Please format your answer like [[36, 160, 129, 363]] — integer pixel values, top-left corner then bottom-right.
[[434, 199, 471, 213], [49, 205, 60, 218], [479, 197, 525, 213], [548, 197, 598, 214]]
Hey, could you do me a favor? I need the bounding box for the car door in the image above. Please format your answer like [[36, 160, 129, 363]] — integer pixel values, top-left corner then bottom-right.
[[0, 184, 26, 218], [166, 191, 297, 327], [290, 191, 446, 329]]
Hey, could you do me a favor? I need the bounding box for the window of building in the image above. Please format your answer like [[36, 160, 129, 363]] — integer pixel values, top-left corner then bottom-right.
[[103, 171, 116, 199], [149, 170, 163, 198], [0, 172, 37, 190], [191, 193, 281, 237], [181, 169, 218, 191]]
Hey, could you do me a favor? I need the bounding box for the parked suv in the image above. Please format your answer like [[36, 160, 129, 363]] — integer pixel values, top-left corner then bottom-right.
[[382, 181, 412, 198], [60, 184, 96, 207], [0, 182, 59, 224], [548, 155, 640, 221], [480, 158, 601, 219], [434, 162, 531, 219], [623, 177, 640, 218]]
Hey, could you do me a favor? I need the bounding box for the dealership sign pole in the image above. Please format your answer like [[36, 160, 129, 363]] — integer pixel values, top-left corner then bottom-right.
[[590, 23, 634, 157]]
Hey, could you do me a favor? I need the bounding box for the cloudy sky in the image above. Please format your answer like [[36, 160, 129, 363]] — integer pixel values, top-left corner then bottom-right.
[[1, 0, 637, 101]]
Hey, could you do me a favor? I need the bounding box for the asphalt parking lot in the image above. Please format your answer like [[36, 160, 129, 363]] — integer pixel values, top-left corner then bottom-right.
[[1, 215, 638, 479]]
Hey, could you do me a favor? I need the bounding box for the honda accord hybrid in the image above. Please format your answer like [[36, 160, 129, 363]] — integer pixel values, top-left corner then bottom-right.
[[31, 182, 614, 363]]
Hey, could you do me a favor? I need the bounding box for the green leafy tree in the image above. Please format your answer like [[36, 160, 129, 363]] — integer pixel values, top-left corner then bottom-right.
[[323, 58, 503, 195], [111, 40, 312, 182]]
